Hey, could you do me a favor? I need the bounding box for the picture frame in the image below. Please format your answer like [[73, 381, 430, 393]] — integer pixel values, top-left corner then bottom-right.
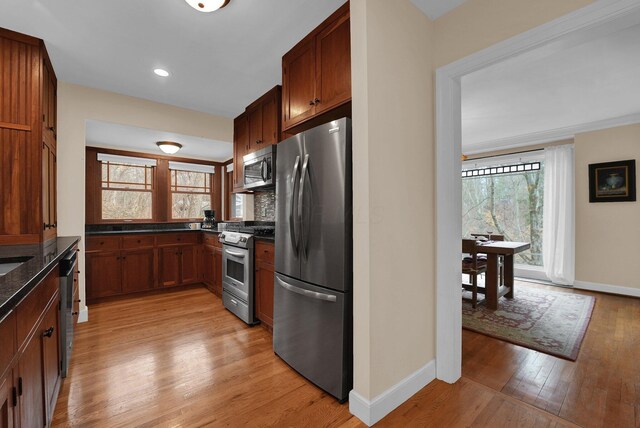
[[588, 159, 636, 203]]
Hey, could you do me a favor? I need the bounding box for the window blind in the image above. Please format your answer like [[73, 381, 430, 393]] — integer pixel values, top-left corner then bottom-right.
[[97, 153, 157, 167], [168, 161, 215, 174]]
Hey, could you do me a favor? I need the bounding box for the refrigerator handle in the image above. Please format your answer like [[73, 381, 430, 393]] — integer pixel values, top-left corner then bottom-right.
[[298, 154, 310, 259], [289, 156, 301, 255], [276, 276, 337, 302]]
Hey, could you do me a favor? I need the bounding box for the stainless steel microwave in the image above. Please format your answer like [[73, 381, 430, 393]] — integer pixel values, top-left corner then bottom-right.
[[243, 145, 276, 190]]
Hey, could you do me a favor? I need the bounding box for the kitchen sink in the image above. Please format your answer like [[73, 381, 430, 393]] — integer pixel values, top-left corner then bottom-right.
[[0, 256, 33, 276]]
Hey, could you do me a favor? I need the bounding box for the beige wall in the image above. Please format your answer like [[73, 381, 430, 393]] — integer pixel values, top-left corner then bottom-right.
[[350, 0, 599, 407], [351, 0, 435, 400], [575, 124, 640, 289], [57, 82, 233, 313], [434, 0, 594, 68]]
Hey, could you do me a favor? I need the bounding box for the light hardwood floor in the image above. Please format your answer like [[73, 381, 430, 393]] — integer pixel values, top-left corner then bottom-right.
[[53, 283, 639, 427]]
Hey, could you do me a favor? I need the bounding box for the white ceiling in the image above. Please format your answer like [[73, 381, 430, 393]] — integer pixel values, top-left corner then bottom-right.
[[0, 0, 346, 118], [86, 120, 233, 162], [410, 0, 469, 20], [462, 16, 640, 154]]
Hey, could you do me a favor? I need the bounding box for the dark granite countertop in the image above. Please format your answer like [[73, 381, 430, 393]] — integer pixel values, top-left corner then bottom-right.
[[0, 236, 81, 320], [85, 229, 202, 236]]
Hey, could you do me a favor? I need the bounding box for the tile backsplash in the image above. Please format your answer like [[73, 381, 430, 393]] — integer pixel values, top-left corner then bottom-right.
[[254, 191, 276, 221]]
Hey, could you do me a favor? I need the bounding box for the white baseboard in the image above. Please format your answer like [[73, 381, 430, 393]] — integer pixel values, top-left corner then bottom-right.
[[77, 306, 89, 323], [349, 359, 436, 426], [574, 280, 640, 298]]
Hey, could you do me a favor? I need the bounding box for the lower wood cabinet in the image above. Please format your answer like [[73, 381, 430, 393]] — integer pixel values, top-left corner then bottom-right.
[[122, 249, 155, 294], [1, 268, 62, 428], [86, 251, 122, 300], [0, 372, 15, 427], [202, 244, 223, 297], [158, 245, 200, 288], [255, 241, 275, 329]]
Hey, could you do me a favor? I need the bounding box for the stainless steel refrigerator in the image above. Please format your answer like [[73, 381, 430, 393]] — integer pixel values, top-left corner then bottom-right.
[[274, 118, 352, 402]]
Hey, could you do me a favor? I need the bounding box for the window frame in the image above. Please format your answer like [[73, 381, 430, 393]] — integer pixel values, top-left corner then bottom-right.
[[168, 168, 215, 221], [100, 161, 156, 222]]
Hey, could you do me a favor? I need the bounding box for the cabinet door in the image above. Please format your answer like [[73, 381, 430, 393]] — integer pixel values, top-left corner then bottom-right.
[[86, 251, 122, 300], [203, 245, 215, 289], [315, 10, 351, 114], [282, 38, 316, 130], [0, 372, 15, 428], [122, 248, 155, 294], [181, 246, 199, 285], [159, 247, 181, 287], [247, 103, 263, 154], [233, 114, 249, 191], [42, 58, 57, 142], [19, 333, 45, 428], [41, 297, 60, 423], [261, 90, 280, 146], [214, 247, 223, 297], [42, 142, 57, 242], [255, 261, 275, 328]]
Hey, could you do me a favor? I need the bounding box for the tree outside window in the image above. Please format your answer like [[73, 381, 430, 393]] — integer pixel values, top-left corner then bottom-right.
[[462, 163, 544, 266], [101, 162, 153, 220], [170, 170, 212, 219]]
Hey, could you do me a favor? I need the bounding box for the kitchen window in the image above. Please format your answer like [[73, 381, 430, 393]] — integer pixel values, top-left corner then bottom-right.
[[169, 162, 215, 220], [99, 154, 156, 220]]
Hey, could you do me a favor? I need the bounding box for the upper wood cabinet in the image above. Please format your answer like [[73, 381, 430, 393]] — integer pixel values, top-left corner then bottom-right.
[[0, 28, 58, 244], [232, 85, 281, 192], [282, 2, 351, 132], [233, 113, 249, 192]]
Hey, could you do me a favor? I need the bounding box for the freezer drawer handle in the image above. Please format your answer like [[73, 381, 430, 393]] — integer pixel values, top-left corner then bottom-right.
[[225, 250, 246, 258], [276, 276, 337, 302]]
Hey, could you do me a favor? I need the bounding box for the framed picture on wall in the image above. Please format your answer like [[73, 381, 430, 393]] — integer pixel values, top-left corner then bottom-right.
[[588, 159, 636, 203]]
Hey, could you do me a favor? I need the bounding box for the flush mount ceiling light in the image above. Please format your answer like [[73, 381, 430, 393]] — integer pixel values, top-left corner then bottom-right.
[[153, 68, 170, 77], [184, 0, 230, 12], [157, 141, 182, 154]]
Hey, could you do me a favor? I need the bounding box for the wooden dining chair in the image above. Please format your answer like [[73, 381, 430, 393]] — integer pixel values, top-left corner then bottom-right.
[[471, 233, 505, 286], [462, 239, 487, 308]]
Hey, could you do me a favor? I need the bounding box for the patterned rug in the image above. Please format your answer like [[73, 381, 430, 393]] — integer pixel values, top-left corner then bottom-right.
[[462, 283, 595, 360]]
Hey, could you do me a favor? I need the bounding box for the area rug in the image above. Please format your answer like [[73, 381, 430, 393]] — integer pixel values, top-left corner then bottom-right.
[[462, 284, 595, 360]]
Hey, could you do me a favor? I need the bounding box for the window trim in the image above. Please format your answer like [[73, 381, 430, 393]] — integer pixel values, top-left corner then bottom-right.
[[100, 161, 156, 222], [168, 168, 214, 221]]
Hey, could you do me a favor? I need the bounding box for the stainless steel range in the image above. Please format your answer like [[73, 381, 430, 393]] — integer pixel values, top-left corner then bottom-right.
[[219, 231, 257, 325]]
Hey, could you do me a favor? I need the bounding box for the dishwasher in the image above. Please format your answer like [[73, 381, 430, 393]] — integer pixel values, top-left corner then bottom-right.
[[59, 249, 77, 378]]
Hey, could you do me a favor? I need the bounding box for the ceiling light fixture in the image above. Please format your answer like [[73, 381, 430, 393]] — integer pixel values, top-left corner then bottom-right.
[[184, 0, 230, 13], [157, 141, 182, 154], [154, 68, 170, 77]]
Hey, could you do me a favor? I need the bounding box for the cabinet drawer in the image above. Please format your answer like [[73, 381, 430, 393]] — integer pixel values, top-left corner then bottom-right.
[[122, 235, 155, 249], [156, 233, 198, 246], [16, 269, 58, 347], [0, 310, 16, 377], [203, 233, 221, 247], [256, 241, 275, 264], [86, 236, 121, 251]]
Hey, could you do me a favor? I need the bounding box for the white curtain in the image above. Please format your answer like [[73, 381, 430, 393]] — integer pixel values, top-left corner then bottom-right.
[[542, 145, 575, 285]]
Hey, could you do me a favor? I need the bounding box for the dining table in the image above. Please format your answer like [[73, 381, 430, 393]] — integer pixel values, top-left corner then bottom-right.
[[477, 240, 530, 310]]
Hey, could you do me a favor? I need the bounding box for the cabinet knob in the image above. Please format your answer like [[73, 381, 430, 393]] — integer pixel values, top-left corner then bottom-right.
[[75, 299, 81, 303], [43, 327, 54, 338], [309, 100, 315, 106], [314, 98, 321, 105], [72, 312, 79, 316]]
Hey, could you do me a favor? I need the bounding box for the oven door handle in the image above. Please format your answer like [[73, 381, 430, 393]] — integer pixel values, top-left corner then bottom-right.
[[224, 250, 246, 258], [276, 276, 337, 302]]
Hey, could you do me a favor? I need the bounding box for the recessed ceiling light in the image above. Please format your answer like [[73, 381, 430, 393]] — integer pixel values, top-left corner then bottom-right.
[[184, 0, 230, 13], [153, 68, 170, 77], [157, 141, 182, 154]]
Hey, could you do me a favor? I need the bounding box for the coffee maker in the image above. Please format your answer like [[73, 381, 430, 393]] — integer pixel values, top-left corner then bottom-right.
[[202, 210, 216, 229]]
